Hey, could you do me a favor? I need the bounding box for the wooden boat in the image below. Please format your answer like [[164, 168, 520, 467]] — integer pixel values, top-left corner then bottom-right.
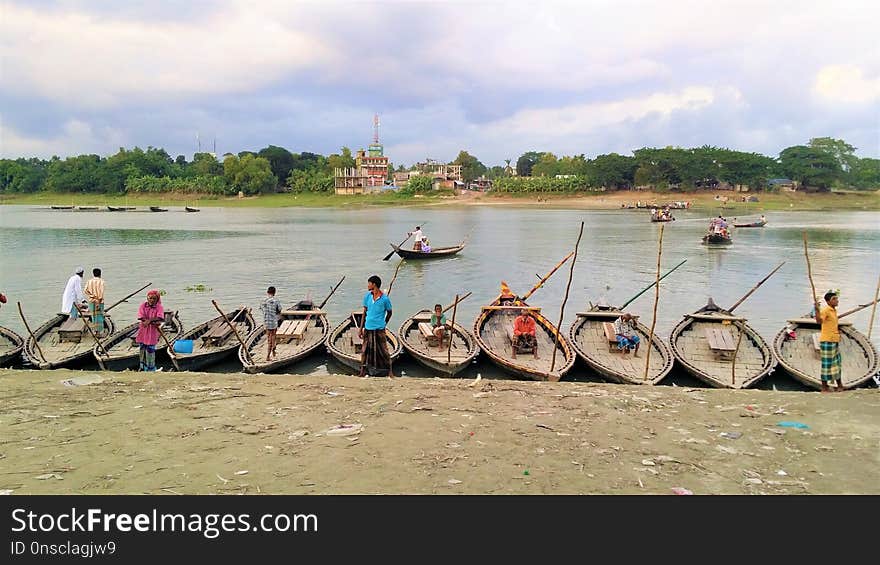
[[24, 313, 116, 369], [473, 296, 575, 382], [325, 311, 402, 374], [169, 307, 255, 371], [670, 299, 776, 389], [733, 220, 766, 228], [0, 325, 24, 367], [389, 242, 465, 260], [398, 310, 479, 376], [772, 317, 879, 390], [107, 206, 127, 212], [702, 232, 732, 245], [650, 215, 674, 222], [50, 205, 74, 210], [239, 300, 330, 374], [77, 206, 98, 211], [149, 206, 168, 212], [185, 206, 200, 212], [568, 307, 673, 385], [92, 311, 183, 371]]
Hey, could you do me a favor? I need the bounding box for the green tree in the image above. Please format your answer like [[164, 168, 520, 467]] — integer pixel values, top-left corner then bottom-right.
[[778, 145, 841, 191], [326, 147, 356, 171], [849, 157, 880, 189], [588, 153, 636, 189], [453, 150, 487, 182], [516, 151, 543, 176], [257, 145, 295, 186], [809, 137, 857, 173], [190, 153, 222, 177], [531, 152, 559, 177], [223, 154, 278, 195], [402, 175, 433, 194]]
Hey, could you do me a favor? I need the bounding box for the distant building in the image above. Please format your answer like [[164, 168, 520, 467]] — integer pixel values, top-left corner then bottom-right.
[[335, 115, 391, 194], [469, 176, 493, 191], [768, 178, 796, 191]]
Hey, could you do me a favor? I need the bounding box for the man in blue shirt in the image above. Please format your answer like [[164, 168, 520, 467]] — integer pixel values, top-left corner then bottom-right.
[[359, 275, 394, 378]]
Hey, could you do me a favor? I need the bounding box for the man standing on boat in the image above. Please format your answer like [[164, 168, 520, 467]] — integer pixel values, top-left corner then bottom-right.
[[815, 289, 844, 393], [61, 266, 87, 318], [408, 226, 424, 251], [260, 286, 282, 361], [359, 275, 394, 378], [613, 313, 641, 356], [84, 268, 106, 337]]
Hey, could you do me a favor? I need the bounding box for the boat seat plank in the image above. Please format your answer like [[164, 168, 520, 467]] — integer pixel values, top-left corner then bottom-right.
[[812, 333, 821, 353], [602, 322, 620, 353]]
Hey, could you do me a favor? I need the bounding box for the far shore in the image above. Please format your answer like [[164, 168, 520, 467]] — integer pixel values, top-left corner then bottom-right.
[[1, 188, 878, 212]]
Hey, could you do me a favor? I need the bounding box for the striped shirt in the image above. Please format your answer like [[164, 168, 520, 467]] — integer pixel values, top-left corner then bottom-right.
[[260, 296, 282, 330]]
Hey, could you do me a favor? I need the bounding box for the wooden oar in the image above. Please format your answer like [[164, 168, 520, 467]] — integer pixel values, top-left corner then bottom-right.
[[105, 282, 152, 314], [447, 293, 460, 367], [17, 302, 46, 363], [319, 276, 346, 309], [868, 273, 880, 339], [550, 221, 584, 376], [618, 259, 687, 310], [727, 261, 786, 313], [643, 223, 665, 381], [383, 221, 428, 261], [802, 232, 820, 321], [211, 301, 253, 365], [442, 292, 471, 314], [156, 324, 181, 372], [838, 297, 880, 320], [519, 251, 574, 303]]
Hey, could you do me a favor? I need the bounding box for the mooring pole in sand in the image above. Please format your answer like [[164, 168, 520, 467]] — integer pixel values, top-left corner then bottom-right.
[[643, 224, 665, 381], [550, 221, 584, 378]]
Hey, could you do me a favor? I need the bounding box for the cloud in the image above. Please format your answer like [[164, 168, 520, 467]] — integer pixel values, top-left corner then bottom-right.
[[0, 118, 125, 157], [814, 65, 880, 104]]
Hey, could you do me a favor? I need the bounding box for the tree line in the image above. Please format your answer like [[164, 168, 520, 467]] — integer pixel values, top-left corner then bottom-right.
[[1, 137, 877, 195]]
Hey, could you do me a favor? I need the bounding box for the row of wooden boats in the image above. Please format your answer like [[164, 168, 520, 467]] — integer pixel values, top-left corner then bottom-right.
[[2, 302, 876, 390], [3, 264, 876, 391], [48, 206, 200, 212]]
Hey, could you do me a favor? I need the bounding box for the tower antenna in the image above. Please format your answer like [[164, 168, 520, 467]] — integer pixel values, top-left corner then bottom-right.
[[373, 113, 380, 144]]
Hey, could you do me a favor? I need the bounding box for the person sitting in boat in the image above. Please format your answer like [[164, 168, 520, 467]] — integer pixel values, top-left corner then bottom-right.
[[421, 238, 432, 253], [408, 226, 424, 251], [512, 309, 538, 358], [760, 215, 766, 224], [430, 303, 449, 348], [613, 313, 640, 356], [499, 281, 516, 305]]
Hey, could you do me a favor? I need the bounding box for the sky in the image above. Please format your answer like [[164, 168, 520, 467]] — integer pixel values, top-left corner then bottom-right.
[[1, 0, 878, 166]]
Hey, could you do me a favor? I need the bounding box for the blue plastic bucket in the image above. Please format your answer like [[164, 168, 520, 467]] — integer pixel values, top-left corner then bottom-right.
[[173, 339, 193, 354]]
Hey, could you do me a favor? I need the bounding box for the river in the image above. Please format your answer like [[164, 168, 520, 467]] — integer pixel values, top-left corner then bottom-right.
[[1, 205, 878, 387]]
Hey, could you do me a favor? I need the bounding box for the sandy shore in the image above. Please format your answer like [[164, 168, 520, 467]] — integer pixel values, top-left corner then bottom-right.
[[1, 369, 877, 494]]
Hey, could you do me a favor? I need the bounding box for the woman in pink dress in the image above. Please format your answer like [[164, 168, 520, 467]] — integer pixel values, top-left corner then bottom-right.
[[136, 290, 165, 371]]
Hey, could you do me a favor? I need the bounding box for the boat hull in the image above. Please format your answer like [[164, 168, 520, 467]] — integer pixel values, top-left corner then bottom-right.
[[398, 311, 479, 376]]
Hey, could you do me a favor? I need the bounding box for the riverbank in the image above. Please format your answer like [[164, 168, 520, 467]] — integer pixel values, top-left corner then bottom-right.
[[1, 368, 876, 494], [2, 188, 877, 211]]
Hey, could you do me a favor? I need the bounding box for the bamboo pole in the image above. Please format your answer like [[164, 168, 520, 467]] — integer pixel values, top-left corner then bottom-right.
[[319, 276, 346, 309], [211, 301, 253, 365], [643, 224, 665, 381], [386, 259, 405, 296], [802, 232, 820, 320], [442, 292, 471, 314], [447, 293, 459, 367], [730, 322, 745, 386], [80, 307, 111, 359], [105, 282, 152, 314], [618, 259, 687, 310], [838, 297, 880, 319], [727, 261, 786, 313], [520, 251, 574, 303], [17, 302, 46, 363], [869, 273, 880, 339], [550, 221, 584, 376]]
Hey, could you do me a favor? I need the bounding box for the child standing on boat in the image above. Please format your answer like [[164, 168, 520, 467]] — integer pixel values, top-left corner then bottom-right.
[[815, 289, 844, 392]]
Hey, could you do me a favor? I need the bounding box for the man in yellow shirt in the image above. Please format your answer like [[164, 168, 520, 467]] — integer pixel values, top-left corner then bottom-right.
[[814, 289, 843, 393], [84, 268, 107, 337]]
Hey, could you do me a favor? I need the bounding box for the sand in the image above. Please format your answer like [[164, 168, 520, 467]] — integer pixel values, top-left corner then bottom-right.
[[0, 368, 877, 495]]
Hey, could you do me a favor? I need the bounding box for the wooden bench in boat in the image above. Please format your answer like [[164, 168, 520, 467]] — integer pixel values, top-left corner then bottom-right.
[[57, 317, 85, 342], [704, 327, 737, 359], [418, 321, 447, 347], [277, 319, 309, 344], [603, 322, 620, 353], [201, 319, 235, 346], [812, 333, 821, 356]]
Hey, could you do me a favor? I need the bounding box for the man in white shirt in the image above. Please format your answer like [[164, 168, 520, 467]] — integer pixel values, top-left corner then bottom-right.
[[408, 226, 424, 251], [61, 266, 87, 317]]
